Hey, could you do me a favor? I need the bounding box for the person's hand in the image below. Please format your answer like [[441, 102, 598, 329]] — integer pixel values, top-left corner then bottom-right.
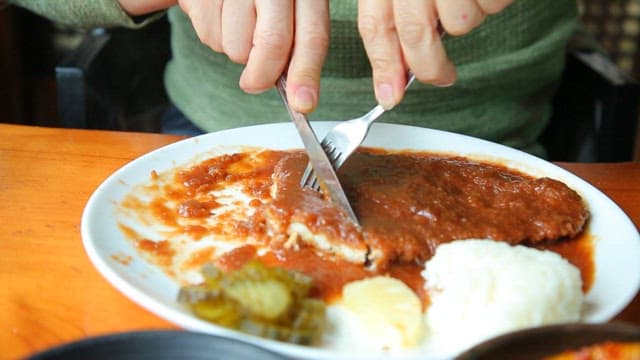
[[358, 0, 513, 109], [119, 0, 329, 114], [179, 0, 329, 113]]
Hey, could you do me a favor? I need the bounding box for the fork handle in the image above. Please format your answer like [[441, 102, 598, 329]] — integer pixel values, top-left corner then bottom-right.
[[405, 72, 416, 89]]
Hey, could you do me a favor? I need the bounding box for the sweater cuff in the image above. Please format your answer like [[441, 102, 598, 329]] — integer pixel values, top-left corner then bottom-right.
[[7, 0, 166, 30]]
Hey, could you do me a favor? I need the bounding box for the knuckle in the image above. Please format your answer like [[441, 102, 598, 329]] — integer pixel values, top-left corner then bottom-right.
[[254, 30, 290, 53], [197, 32, 221, 53], [301, 31, 330, 53], [288, 56, 323, 81], [226, 49, 249, 64], [288, 70, 321, 89], [397, 18, 428, 48], [358, 14, 385, 43], [369, 56, 396, 73]]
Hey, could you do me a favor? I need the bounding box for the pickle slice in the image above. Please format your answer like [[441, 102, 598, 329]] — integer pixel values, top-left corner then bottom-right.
[[178, 260, 326, 345]]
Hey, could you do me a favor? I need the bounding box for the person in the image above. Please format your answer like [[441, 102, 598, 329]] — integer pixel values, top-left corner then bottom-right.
[[7, 0, 578, 157]]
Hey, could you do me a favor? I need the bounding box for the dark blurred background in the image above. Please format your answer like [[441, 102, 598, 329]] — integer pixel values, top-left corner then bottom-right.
[[1, 3, 64, 127]]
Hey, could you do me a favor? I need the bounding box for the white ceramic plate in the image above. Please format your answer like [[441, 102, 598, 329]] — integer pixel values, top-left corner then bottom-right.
[[81, 122, 640, 360]]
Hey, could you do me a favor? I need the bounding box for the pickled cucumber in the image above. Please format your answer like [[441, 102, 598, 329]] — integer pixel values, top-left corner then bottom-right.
[[178, 260, 326, 345]]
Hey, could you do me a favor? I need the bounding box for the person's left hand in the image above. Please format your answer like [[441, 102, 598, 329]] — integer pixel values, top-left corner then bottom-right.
[[358, 0, 514, 109]]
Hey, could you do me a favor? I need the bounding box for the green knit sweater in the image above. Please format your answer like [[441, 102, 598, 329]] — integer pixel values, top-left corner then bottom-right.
[[10, 0, 578, 156]]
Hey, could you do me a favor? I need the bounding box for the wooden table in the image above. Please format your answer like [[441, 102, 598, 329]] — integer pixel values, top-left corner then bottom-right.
[[1, 123, 639, 359]]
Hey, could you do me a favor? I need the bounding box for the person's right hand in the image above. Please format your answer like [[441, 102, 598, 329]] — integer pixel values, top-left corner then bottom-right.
[[179, 0, 330, 114]]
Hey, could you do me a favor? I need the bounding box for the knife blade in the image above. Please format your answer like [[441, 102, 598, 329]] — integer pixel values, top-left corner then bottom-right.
[[276, 76, 359, 225]]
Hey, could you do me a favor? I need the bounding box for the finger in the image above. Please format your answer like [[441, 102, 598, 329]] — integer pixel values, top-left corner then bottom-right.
[[221, 0, 256, 64], [239, 0, 294, 94], [180, 0, 224, 52], [394, 0, 456, 87], [436, 0, 486, 36], [358, 0, 406, 110], [286, 0, 329, 113], [476, 0, 513, 14]]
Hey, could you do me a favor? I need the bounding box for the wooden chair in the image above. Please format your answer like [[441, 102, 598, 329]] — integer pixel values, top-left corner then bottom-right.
[[541, 47, 640, 162], [55, 16, 170, 133], [540, 0, 640, 161]]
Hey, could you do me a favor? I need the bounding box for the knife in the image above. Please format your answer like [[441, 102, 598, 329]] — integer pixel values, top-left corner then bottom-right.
[[276, 76, 359, 226]]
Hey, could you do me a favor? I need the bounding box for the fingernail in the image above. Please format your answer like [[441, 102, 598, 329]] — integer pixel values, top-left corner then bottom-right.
[[377, 83, 395, 110], [294, 86, 315, 112]]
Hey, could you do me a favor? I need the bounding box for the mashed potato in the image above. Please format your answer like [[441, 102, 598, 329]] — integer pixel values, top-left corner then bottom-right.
[[422, 239, 584, 353]]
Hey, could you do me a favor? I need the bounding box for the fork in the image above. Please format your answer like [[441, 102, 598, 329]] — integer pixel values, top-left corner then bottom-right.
[[301, 73, 416, 190]]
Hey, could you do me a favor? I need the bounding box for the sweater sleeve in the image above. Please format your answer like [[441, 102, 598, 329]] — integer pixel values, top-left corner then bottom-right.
[[5, 0, 164, 29]]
